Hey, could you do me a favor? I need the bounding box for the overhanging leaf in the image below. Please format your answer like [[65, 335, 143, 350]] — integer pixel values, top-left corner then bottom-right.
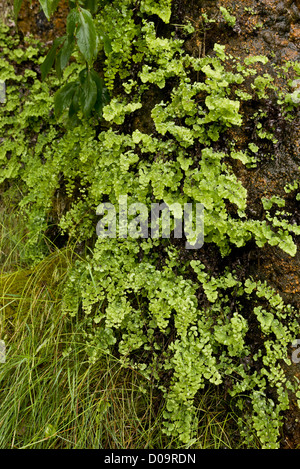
[[76, 8, 97, 65], [103, 36, 112, 55], [69, 87, 80, 118], [67, 9, 80, 38], [90, 70, 110, 115], [54, 81, 78, 118], [56, 37, 75, 77], [40, 36, 66, 81], [82, 0, 99, 15], [79, 69, 97, 117], [13, 0, 23, 23], [39, 0, 60, 20], [98, 25, 112, 55]]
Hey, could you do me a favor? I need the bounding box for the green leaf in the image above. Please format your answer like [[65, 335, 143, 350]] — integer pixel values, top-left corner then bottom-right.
[[82, 0, 99, 15], [55, 52, 62, 79], [39, 0, 60, 20], [14, 0, 23, 22], [98, 25, 112, 55], [40, 37, 66, 81], [90, 70, 110, 115], [101, 82, 111, 109], [68, 87, 81, 127], [57, 37, 75, 74], [79, 69, 98, 117], [67, 9, 80, 38], [69, 87, 80, 118], [54, 81, 78, 118], [219, 6, 236, 27], [44, 424, 57, 438], [103, 36, 112, 55], [76, 8, 97, 65], [140, 0, 172, 23]]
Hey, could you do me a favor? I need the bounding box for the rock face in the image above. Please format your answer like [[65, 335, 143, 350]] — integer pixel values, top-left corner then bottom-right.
[[17, 0, 69, 42], [14, 0, 300, 448], [176, 1, 300, 447], [170, 0, 300, 305]]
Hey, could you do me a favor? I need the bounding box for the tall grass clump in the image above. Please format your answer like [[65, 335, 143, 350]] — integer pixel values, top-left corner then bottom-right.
[[0, 188, 249, 449]]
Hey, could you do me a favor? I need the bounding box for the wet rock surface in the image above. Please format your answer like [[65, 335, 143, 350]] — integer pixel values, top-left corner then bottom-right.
[[173, 0, 300, 301], [17, 0, 69, 43], [179, 0, 300, 449], [181, 1, 300, 447]]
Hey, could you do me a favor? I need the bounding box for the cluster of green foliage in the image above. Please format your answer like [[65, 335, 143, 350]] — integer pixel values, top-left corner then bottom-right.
[[1, 0, 300, 448]]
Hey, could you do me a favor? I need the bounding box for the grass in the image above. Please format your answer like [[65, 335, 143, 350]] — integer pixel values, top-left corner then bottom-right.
[[0, 186, 254, 449], [0, 1, 13, 26]]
